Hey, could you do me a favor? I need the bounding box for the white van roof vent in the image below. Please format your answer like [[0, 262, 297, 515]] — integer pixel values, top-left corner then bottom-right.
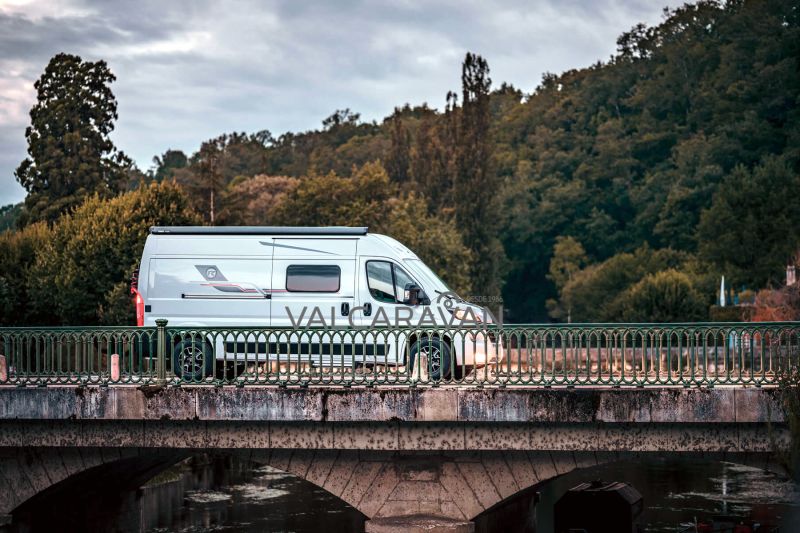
[[149, 226, 368, 236]]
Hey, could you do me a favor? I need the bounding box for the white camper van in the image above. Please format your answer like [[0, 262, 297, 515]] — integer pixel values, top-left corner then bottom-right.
[[133, 226, 502, 380]]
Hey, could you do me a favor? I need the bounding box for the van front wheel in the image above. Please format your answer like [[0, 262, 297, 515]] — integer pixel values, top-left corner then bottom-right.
[[409, 338, 452, 381], [173, 339, 213, 381]]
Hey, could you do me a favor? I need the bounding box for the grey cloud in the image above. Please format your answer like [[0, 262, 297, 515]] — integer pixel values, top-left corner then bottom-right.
[[0, 0, 680, 205]]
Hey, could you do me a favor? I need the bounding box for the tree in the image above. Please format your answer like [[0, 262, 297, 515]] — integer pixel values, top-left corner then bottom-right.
[[174, 132, 272, 223], [218, 175, 299, 225], [26, 181, 200, 325], [15, 53, 131, 225], [0, 222, 51, 325], [386, 109, 411, 183], [546, 236, 588, 321], [410, 109, 456, 212], [620, 269, 706, 322], [151, 149, 188, 181], [698, 156, 800, 287], [751, 285, 800, 322], [0, 204, 22, 232], [454, 53, 504, 298], [557, 246, 691, 322]]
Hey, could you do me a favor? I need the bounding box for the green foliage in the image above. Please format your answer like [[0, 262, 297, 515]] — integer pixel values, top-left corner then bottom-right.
[[217, 175, 299, 225], [409, 108, 455, 213], [24, 182, 199, 325], [0, 204, 22, 232], [546, 236, 588, 321], [15, 53, 131, 225], [497, 0, 799, 319], [557, 246, 692, 322], [454, 53, 504, 298], [0, 222, 51, 325], [151, 149, 188, 181], [98, 281, 137, 326], [271, 161, 392, 227], [174, 131, 272, 223], [698, 155, 800, 287], [8, 0, 800, 322], [547, 236, 588, 292], [708, 305, 748, 322], [149, 0, 795, 320], [619, 269, 706, 322], [386, 110, 411, 183]]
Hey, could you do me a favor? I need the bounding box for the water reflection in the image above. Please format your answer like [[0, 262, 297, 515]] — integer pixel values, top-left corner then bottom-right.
[[10, 454, 365, 533], [8, 455, 800, 533], [534, 458, 800, 532]]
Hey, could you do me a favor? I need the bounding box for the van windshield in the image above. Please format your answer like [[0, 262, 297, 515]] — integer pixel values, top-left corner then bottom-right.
[[403, 259, 458, 299]]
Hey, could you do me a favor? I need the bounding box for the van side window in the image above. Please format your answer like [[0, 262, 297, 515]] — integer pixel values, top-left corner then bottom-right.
[[286, 265, 341, 292], [366, 261, 415, 304]]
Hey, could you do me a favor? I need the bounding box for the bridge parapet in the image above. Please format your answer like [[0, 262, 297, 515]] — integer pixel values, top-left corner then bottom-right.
[[1, 321, 797, 388]]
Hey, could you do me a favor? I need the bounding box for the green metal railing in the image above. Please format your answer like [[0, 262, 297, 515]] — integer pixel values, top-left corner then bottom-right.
[[0, 322, 798, 387]]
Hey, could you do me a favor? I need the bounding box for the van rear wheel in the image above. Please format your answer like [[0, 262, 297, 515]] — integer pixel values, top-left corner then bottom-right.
[[173, 339, 213, 381]]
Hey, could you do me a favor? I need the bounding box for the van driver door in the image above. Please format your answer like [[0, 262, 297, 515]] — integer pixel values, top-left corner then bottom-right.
[[354, 257, 428, 365]]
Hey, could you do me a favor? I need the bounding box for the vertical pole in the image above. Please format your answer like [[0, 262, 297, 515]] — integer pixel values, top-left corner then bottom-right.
[[156, 319, 168, 385]]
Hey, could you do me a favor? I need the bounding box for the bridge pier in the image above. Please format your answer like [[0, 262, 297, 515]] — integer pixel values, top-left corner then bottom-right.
[[365, 515, 474, 533]]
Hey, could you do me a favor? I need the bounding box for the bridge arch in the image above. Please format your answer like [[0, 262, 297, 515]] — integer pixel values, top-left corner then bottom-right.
[[470, 450, 791, 530], [0, 447, 788, 531], [1, 447, 188, 519]]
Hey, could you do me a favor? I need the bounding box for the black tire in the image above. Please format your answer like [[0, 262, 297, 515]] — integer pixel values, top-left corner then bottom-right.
[[173, 338, 213, 381], [409, 338, 453, 381]]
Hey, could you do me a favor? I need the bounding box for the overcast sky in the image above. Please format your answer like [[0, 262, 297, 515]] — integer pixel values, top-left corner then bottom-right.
[[0, 0, 682, 206]]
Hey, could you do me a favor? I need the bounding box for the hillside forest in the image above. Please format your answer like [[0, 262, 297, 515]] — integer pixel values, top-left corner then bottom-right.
[[1, 0, 799, 326]]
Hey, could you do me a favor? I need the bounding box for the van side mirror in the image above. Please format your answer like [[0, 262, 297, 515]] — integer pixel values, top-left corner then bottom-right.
[[403, 283, 430, 306]]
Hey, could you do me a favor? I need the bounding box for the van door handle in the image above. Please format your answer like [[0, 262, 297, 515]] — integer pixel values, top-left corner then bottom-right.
[[341, 302, 350, 316], [363, 303, 372, 316]]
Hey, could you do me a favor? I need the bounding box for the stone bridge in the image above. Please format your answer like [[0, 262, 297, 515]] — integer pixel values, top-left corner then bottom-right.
[[0, 386, 790, 532]]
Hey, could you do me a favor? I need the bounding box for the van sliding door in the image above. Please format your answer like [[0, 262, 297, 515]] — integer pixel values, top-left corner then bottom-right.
[[267, 237, 358, 367]]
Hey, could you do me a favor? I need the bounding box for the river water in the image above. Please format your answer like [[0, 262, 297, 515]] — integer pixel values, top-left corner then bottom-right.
[[8, 454, 800, 532]]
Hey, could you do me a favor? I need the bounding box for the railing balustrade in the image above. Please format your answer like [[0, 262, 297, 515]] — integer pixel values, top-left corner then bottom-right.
[[0, 322, 797, 387]]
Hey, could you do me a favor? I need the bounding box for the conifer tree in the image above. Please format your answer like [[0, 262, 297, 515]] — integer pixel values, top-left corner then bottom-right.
[[15, 53, 130, 225]]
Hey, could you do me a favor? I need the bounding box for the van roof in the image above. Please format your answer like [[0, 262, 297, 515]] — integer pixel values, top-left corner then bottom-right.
[[149, 226, 368, 236]]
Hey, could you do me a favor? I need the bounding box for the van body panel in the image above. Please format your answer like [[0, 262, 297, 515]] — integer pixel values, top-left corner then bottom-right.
[[155, 236, 271, 257], [270, 237, 358, 257], [147, 257, 271, 328]]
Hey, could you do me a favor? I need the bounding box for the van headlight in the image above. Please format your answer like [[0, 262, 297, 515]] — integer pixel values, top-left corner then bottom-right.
[[450, 307, 483, 323]]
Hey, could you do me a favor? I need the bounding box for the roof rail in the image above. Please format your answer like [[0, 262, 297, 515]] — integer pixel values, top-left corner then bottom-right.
[[149, 226, 368, 236]]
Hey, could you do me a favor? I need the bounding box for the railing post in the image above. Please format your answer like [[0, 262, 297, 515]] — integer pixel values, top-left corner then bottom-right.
[[156, 319, 168, 385]]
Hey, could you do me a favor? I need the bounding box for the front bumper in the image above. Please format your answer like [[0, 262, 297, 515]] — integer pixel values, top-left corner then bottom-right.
[[461, 333, 504, 367]]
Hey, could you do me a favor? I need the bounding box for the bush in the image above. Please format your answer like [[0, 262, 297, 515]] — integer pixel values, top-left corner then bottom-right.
[[0, 222, 51, 325], [26, 181, 200, 325], [556, 246, 691, 322], [620, 269, 706, 322]]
